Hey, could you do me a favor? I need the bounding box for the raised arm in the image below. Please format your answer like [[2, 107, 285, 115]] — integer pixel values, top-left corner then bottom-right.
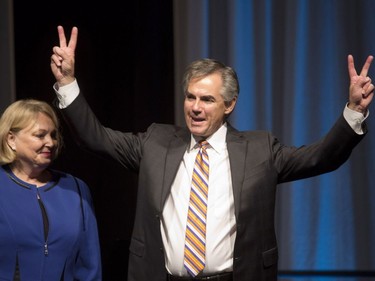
[[347, 54, 374, 115], [50, 26, 78, 87]]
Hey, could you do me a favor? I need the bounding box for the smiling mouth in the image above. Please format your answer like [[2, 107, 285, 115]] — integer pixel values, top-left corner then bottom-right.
[[191, 120, 205, 126], [191, 116, 205, 122]]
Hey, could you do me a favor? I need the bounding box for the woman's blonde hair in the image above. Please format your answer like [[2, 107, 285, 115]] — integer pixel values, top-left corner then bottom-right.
[[0, 99, 63, 165]]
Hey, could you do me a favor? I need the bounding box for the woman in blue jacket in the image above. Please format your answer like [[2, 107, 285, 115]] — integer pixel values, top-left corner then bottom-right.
[[0, 99, 102, 280]]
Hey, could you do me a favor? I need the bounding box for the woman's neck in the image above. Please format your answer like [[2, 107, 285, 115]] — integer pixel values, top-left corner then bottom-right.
[[8, 162, 51, 187]]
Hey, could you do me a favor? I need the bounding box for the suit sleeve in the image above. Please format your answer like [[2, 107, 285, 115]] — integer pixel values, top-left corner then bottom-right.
[[59, 93, 144, 171], [275, 114, 366, 183]]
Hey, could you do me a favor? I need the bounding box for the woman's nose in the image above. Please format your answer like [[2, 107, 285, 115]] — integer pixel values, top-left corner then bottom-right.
[[45, 135, 56, 147]]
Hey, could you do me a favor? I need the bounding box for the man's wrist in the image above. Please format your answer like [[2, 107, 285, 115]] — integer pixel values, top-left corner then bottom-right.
[[347, 102, 367, 116], [53, 79, 79, 109], [343, 103, 369, 134]]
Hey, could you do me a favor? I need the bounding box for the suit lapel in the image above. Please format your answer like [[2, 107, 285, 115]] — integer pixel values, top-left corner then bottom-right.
[[226, 125, 247, 218], [160, 128, 190, 209]]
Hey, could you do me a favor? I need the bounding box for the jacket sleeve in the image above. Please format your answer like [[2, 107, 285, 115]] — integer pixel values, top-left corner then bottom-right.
[[59, 93, 144, 171]]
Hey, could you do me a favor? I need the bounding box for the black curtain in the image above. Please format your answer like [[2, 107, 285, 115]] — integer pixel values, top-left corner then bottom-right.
[[13, 1, 174, 280]]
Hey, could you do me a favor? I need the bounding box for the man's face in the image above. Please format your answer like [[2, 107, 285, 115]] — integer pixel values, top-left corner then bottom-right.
[[184, 73, 236, 138]]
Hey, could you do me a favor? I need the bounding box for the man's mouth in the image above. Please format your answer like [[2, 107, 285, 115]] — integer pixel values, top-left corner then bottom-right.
[[191, 117, 205, 124]]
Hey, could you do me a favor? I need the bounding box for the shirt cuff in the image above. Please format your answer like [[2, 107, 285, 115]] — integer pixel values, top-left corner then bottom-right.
[[343, 104, 369, 135], [53, 79, 80, 109]]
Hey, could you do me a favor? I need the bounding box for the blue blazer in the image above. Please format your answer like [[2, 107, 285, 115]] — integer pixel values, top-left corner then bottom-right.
[[0, 165, 102, 280], [61, 93, 365, 281]]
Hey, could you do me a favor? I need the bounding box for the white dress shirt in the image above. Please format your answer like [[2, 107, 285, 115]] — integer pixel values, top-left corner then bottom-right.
[[161, 124, 236, 276]]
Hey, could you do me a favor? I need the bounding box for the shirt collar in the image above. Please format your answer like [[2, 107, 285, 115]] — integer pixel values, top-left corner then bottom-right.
[[188, 122, 228, 153]]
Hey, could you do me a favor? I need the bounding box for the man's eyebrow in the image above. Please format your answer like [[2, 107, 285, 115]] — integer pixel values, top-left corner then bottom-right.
[[201, 95, 215, 100]]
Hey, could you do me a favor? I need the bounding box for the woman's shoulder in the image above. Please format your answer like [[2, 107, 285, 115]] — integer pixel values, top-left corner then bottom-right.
[[49, 169, 89, 190]]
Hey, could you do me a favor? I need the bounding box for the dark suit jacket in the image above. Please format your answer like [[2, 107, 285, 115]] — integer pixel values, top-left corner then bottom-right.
[[61, 94, 365, 281]]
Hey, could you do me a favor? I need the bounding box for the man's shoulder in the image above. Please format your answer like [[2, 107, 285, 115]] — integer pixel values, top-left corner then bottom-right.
[[143, 123, 190, 146], [227, 125, 272, 140], [147, 123, 187, 134]]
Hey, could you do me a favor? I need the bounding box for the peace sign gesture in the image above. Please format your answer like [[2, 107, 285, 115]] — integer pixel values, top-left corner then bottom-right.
[[348, 54, 374, 114], [50, 26, 78, 87]]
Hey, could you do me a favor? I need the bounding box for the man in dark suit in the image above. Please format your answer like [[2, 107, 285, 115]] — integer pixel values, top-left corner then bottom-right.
[[50, 26, 373, 281]]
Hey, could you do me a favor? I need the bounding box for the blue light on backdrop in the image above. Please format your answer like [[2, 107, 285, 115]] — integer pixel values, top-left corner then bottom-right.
[[174, 0, 375, 276]]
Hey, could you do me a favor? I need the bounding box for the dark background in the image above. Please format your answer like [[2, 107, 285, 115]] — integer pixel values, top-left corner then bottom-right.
[[13, 1, 174, 280]]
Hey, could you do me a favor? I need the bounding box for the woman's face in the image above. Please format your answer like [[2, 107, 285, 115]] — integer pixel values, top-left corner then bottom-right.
[[7, 112, 58, 171]]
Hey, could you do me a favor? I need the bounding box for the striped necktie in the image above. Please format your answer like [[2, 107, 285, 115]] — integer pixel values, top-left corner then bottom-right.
[[184, 140, 209, 277]]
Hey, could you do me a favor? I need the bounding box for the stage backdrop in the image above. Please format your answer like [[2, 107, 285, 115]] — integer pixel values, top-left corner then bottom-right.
[[0, 0, 15, 111], [173, 0, 375, 278], [4, 0, 375, 280]]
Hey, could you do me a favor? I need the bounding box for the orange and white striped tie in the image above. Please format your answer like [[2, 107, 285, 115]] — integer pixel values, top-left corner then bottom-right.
[[184, 140, 209, 277]]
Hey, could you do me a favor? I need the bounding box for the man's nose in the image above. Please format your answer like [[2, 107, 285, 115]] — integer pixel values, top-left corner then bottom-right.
[[192, 99, 202, 111]]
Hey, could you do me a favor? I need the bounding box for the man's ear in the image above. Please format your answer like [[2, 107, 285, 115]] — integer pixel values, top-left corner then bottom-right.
[[224, 96, 237, 115]]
